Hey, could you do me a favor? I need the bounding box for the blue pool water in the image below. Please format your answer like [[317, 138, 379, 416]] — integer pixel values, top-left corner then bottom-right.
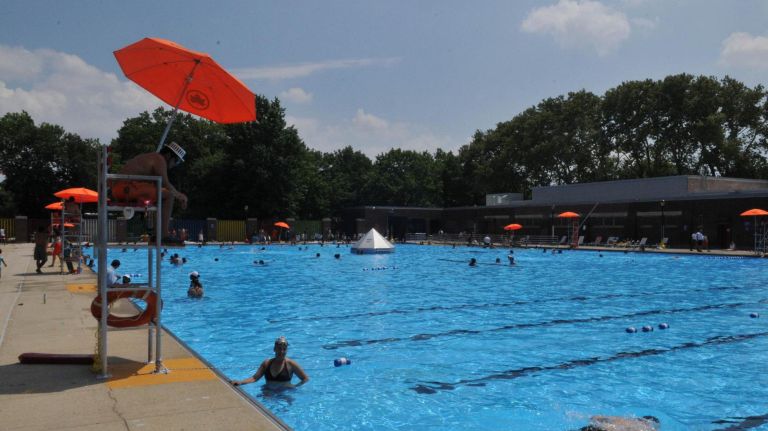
[[103, 244, 768, 430]]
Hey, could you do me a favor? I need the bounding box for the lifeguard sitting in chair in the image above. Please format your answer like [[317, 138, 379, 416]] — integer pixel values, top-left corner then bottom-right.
[[111, 141, 188, 244]]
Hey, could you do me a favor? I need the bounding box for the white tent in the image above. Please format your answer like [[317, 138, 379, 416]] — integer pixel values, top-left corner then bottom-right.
[[351, 228, 395, 254]]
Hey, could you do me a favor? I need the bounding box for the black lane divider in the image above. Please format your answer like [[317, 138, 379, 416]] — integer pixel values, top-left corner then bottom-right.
[[410, 331, 768, 394], [322, 299, 765, 350], [268, 284, 743, 324], [712, 412, 768, 430]]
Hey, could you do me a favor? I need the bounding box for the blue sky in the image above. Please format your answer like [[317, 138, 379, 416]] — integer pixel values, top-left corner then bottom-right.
[[1, 0, 767, 158]]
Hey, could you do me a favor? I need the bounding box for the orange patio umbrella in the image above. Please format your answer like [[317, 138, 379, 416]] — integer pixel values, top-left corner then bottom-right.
[[740, 208, 768, 252], [557, 212, 580, 245], [740, 208, 768, 216], [274, 221, 290, 229], [45, 202, 64, 210], [503, 223, 523, 231], [114, 37, 257, 152], [54, 187, 98, 203]]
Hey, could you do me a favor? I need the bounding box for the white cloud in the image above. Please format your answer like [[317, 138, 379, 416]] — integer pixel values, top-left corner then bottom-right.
[[279, 87, 313, 104], [231, 57, 401, 81], [286, 111, 462, 158], [352, 108, 388, 129], [521, 0, 631, 56], [719, 32, 768, 70], [0, 44, 159, 143]]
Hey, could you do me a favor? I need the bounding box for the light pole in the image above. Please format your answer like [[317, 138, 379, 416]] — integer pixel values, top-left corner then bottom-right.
[[660, 200, 665, 245]]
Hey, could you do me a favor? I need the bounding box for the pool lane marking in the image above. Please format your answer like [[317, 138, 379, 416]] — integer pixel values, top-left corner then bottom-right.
[[270, 284, 746, 324], [106, 357, 216, 389], [410, 331, 768, 394], [66, 283, 97, 293], [322, 299, 765, 350]]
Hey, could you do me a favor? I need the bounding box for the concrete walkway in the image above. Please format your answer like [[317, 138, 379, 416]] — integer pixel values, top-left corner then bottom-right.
[[0, 243, 287, 431]]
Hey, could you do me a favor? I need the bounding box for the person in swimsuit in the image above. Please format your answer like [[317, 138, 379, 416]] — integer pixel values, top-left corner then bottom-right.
[[230, 336, 309, 387], [111, 141, 188, 243]]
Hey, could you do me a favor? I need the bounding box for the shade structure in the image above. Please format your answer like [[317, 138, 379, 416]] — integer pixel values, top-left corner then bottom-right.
[[740, 208, 768, 217], [557, 211, 580, 218], [54, 187, 98, 203], [274, 221, 290, 229], [503, 223, 523, 231], [114, 38, 256, 125], [45, 202, 64, 210]]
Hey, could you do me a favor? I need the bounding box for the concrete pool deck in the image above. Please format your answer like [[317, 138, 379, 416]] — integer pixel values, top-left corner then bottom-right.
[[0, 243, 288, 431]]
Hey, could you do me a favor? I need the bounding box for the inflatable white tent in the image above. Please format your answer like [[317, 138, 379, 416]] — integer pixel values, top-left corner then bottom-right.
[[351, 228, 395, 254]]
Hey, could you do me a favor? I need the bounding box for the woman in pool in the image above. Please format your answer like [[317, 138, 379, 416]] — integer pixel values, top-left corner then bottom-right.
[[231, 336, 309, 387]]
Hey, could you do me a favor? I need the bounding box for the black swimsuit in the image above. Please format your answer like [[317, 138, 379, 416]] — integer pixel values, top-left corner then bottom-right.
[[264, 359, 292, 382]]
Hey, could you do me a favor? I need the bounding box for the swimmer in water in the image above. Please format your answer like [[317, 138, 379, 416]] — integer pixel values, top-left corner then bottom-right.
[[230, 336, 309, 387]]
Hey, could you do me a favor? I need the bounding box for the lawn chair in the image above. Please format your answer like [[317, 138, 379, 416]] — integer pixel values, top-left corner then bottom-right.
[[558, 235, 567, 245], [605, 236, 618, 247], [590, 236, 603, 246], [577, 236, 584, 246], [633, 237, 648, 249], [657, 237, 668, 249]]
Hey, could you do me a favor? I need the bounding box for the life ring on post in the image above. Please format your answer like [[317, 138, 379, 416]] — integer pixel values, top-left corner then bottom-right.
[[90, 290, 159, 328]]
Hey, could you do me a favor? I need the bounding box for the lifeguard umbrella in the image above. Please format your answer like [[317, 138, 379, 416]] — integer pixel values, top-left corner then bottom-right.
[[45, 202, 63, 210], [274, 221, 290, 229], [503, 223, 523, 231], [114, 37, 257, 152], [740, 208, 768, 253], [54, 187, 98, 203], [557, 212, 580, 245]]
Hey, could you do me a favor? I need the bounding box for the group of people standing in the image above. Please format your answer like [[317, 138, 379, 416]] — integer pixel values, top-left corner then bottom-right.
[[690, 230, 709, 252], [33, 226, 84, 274]]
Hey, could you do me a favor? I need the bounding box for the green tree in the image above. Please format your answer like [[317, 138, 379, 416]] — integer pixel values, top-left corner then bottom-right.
[[0, 112, 99, 218], [363, 149, 441, 206]]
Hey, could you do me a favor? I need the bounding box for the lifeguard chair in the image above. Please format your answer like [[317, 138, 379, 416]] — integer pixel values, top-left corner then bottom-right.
[[93, 145, 168, 378]]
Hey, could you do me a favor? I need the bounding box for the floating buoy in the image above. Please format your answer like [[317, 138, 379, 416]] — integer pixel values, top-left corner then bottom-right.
[[750, 312, 760, 318], [625, 326, 637, 333], [658, 323, 669, 330], [334, 357, 352, 367], [642, 325, 654, 332]]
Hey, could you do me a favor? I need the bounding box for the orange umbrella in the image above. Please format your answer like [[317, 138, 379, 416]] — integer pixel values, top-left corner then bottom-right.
[[274, 221, 290, 229], [114, 37, 256, 151], [45, 202, 64, 210], [54, 187, 98, 203], [740, 209, 768, 253], [740, 208, 768, 216], [503, 223, 523, 231], [557, 211, 580, 218]]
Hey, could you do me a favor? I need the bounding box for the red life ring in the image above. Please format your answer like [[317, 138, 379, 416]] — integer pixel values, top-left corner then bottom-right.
[[90, 289, 159, 328]]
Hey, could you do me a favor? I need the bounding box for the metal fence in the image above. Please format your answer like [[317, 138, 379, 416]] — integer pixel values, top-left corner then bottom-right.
[[0, 218, 13, 240], [217, 220, 246, 242]]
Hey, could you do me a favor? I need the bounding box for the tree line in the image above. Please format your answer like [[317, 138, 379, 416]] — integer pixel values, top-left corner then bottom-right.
[[1, 74, 767, 220]]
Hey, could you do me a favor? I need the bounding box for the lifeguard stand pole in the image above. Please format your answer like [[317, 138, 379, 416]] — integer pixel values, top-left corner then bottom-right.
[[97, 145, 109, 378], [96, 145, 166, 378]]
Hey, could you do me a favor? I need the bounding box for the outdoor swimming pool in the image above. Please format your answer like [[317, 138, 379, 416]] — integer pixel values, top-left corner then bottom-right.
[[103, 244, 768, 430]]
